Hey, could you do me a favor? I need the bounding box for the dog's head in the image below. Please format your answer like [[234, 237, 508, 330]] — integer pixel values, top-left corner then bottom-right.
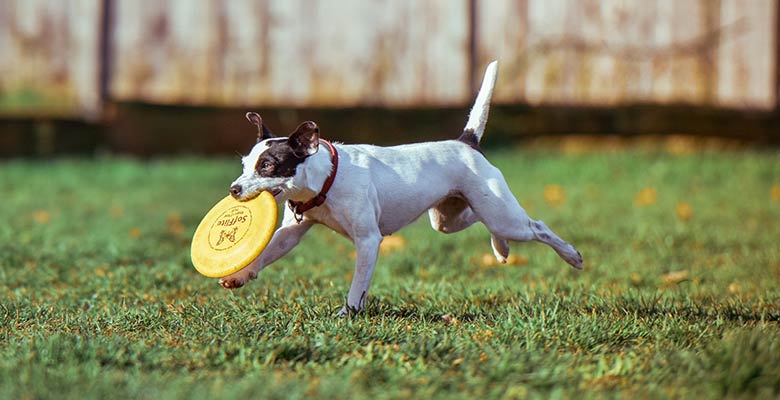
[[230, 112, 321, 201]]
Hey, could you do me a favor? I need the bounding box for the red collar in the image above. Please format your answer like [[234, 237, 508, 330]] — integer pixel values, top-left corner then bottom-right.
[[288, 139, 339, 222]]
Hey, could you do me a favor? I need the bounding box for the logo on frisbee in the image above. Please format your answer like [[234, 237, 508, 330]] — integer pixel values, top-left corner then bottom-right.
[[208, 206, 252, 251]]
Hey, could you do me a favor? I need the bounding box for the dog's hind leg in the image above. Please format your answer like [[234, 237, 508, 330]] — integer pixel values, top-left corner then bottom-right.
[[430, 196, 510, 263], [527, 219, 583, 269], [463, 174, 583, 269]]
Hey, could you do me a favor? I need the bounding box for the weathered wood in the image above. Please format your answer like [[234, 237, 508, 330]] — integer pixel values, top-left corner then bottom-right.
[[110, 0, 471, 107], [0, 0, 776, 116], [476, 0, 777, 109], [715, 0, 777, 108], [0, 0, 103, 118], [776, 0, 780, 111]]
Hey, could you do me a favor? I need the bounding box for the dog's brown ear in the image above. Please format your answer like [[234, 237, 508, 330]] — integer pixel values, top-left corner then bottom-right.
[[288, 121, 320, 157], [246, 112, 275, 141]]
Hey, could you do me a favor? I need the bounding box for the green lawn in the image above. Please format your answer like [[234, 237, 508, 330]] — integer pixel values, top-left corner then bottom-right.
[[1, 147, 779, 399]]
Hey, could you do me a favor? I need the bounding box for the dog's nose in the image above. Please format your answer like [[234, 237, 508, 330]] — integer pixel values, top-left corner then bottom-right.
[[229, 184, 242, 198]]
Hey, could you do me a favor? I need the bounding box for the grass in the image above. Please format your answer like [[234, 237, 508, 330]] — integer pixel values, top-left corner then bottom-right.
[[1, 146, 779, 399]]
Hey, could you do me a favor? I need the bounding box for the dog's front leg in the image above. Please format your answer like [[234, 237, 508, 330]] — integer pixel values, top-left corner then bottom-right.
[[338, 232, 382, 317], [220, 214, 314, 289]]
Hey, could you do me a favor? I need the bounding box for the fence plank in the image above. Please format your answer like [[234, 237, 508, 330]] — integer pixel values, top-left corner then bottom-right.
[[1, 0, 775, 114], [716, 0, 777, 108], [0, 0, 102, 118], [110, 0, 470, 107], [477, 0, 776, 109]]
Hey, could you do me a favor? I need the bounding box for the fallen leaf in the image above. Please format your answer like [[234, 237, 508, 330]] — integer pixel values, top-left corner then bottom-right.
[[543, 185, 566, 207], [480, 253, 498, 267], [481, 253, 529, 267], [128, 227, 142, 239], [32, 210, 51, 224], [634, 187, 657, 207], [676, 202, 693, 221], [441, 314, 459, 325], [665, 135, 697, 155], [727, 282, 742, 294], [661, 270, 689, 285], [506, 254, 529, 266], [167, 213, 185, 235], [771, 184, 780, 203], [380, 235, 406, 254], [109, 205, 124, 218]]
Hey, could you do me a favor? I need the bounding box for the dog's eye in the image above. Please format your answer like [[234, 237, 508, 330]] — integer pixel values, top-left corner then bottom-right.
[[261, 161, 274, 171]]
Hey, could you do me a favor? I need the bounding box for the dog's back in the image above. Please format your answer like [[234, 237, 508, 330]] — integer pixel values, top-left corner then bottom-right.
[[324, 61, 500, 235], [328, 140, 495, 235]]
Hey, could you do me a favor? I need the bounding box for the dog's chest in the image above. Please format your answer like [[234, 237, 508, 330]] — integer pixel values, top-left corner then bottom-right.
[[304, 206, 353, 240]]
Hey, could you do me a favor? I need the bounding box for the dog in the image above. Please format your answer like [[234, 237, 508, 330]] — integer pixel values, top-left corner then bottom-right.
[[221, 61, 583, 316]]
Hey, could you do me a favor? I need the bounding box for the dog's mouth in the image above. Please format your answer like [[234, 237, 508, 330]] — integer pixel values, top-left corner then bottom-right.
[[234, 187, 282, 202]]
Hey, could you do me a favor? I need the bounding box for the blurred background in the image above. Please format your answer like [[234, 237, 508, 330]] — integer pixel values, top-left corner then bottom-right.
[[0, 0, 778, 156]]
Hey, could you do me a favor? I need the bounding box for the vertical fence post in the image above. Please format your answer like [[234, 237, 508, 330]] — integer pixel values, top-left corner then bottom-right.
[[775, 0, 780, 112], [98, 0, 114, 117], [703, 0, 721, 105], [468, 0, 478, 97]]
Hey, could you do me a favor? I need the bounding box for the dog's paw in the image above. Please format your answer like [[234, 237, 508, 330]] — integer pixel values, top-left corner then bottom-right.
[[566, 249, 584, 270], [219, 269, 258, 289], [335, 305, 362, 318]]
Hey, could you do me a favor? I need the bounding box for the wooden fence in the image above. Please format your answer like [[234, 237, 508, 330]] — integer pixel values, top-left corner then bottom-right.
[[0, 0, 778, 119], [0, 0, 103, 118]]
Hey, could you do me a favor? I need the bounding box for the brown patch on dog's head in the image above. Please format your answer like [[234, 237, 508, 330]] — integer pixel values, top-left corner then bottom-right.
[[246, 112, 275, 142], [253, 121, 321, 178]]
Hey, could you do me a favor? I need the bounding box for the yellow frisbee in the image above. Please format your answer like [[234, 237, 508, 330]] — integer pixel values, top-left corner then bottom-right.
[[190, 192, 278, 278]]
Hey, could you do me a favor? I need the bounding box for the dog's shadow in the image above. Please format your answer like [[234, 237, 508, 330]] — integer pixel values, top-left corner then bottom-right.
[[343, 298, 487, 323]]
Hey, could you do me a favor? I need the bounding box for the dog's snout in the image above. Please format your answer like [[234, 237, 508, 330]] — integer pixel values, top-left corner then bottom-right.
[[229, 184, 242, 198]]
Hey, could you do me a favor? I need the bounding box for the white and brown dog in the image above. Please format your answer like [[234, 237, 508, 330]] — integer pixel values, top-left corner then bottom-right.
[[222, 61, 583, 315]]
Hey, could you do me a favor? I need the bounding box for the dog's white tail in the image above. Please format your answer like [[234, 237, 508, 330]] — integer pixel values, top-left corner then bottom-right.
[[463, 60, 498, 141]]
